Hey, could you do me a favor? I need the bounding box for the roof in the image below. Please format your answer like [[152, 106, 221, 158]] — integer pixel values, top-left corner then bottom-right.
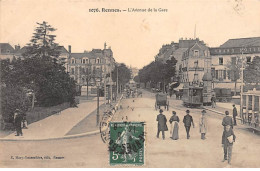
[[71, 52, 94, 59], [202, 72, 213, 81], [171, 48, 188, 61], [220, 37, 260, 48], [58, 46, 69, 54], [0, 43, 14, 54]]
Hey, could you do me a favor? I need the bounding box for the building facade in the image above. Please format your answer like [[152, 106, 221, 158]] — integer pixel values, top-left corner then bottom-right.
[[68, 46, 115, 86], [154, 38, 211, 86], [209, 37, 260, 94]]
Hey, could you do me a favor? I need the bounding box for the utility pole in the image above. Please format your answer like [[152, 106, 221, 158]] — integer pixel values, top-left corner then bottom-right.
[[117, 65, 119, 96], [110, 56, 113, 102], [104, 58, 107, 105], [96, 85, 100, 126], [240, 47, 245, 120]]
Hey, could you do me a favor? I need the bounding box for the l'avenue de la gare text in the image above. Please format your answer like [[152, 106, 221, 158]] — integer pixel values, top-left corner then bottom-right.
[[89, 8, 168, 13]]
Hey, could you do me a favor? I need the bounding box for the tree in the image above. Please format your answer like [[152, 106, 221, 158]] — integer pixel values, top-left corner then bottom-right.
[[226, 57, 242, 95], [111, 63, 131, 92], [23, 21, 60, 59], [0, 85, 30, 123], [138, 57, 177, 91], [244, 56, 260, 85]]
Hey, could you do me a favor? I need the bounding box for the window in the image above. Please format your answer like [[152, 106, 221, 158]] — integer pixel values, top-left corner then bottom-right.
[[96, 58, 100, 64], [211, 68, 215, 78], [71, 68, 75, 74], [227, 70, 231, 80], [246, 56, 251, 63], [223, 70, 226, 79], [219, 57, 223, 65], [231, 57, 236, 65], [82, 59, 86, 64], [71, 58, 75, 64], [215, 70, 219, 79], [194, 50, 199, 57]]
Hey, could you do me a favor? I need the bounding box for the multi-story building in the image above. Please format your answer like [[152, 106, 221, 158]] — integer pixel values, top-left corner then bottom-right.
[[209, 37, 260, 94], [68, 44, 115, 86], [180, 40, 211, 86], [154, 38, 211, 86]]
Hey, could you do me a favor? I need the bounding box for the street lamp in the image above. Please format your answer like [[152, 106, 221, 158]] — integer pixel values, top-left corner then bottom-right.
[[240, 47, 246, 121], [96, 82, 100, 126]]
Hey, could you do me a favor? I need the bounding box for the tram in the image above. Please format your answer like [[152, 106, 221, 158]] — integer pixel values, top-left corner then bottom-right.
[[182, 85, 203, 107]]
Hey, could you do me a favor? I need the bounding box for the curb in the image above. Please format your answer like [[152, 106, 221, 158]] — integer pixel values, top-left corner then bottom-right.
[[203, 107, 242, 121], [0, 95, 124, 142]]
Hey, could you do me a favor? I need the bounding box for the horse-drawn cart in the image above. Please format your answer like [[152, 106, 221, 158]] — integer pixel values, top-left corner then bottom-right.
[[155, 93, 169, 110]]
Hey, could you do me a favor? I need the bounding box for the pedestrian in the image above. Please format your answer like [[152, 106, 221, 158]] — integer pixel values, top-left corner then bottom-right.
[[222, 111, 233, 129], [183, 110, 195, 139], [169, 111, 179, 140], [199, 110, 208, 140], [222, 125, 236, 165], [211, 95, 216, 108], [232, 104, 237, 126], [14, 109, 23, 136], [156, 109, 168, 140]]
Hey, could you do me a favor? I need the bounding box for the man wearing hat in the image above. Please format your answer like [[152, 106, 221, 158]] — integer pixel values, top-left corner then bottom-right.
[[183, 110, 195, 139], [199, 110, 208, 140], [14, 109, 23, 136], [232, 104, 237, 126], [156, 109, 168, 140], [222, 111, 233, 129]]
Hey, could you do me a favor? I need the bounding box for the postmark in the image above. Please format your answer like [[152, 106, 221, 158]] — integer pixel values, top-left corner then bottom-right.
[[109, 122, 145, 165]]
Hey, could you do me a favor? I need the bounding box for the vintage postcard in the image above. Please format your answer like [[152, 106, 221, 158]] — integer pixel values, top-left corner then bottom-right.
[[0, 0, 260, 168]]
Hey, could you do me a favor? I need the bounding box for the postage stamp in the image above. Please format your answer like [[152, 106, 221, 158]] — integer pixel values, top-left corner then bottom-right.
[[109, 122, 145, 165]]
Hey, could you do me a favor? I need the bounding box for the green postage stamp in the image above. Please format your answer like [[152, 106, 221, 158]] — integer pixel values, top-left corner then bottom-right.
[[109, 122, 145, 165]]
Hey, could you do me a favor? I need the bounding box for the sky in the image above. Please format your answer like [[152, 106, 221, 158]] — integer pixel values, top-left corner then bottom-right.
[[1, 0, 260, 68]]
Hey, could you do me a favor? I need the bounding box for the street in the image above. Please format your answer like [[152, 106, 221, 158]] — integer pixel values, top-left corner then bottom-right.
[[0, 90, 259, 168]]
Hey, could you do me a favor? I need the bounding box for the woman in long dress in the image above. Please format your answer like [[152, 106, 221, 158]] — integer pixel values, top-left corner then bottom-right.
[[199, 110, 207, 140], [169, 111, 179, 140]]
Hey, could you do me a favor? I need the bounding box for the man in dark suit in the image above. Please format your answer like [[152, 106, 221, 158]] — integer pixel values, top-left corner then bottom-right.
[[222, 111, 233, 129], [14, 109, 23, 136], [232, 104, 237, 126], [156, 109, 168, 140], [183, 110, 195, 139]]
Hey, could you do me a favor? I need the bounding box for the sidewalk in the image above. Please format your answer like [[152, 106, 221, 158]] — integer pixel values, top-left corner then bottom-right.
[[2, 98, 105, 140], [203, 102, 260, 132], [203, 102, 240, 118]]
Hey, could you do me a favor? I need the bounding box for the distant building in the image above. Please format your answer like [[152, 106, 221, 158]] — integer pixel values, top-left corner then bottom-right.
[[209, 37, 260, 94], [129, 66, 139, 79], [154, 38, 211, 86], [68, 44, 115, 86], [0, 43, 15, 60], [180, 40, 211, 87]]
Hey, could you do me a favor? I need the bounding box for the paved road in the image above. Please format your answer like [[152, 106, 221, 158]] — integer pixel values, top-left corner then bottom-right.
[[0, 90, 259, 167]]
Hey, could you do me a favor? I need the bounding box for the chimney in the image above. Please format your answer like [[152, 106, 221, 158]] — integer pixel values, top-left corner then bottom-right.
[[15, 45, 20, 51], [68, 45, 71, 53]]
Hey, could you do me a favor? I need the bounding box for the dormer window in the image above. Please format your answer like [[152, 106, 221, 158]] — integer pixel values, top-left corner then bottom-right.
[[194, 50, 199, 57], [96, 58, 100, 64]]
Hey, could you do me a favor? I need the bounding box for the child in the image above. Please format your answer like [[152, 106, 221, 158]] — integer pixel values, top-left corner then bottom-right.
[[222, 125, 236, 165]]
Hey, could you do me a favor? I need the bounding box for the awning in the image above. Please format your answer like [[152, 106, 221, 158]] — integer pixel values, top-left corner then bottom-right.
[[174, 83, 184, 90], [169, 82, 179, 89]]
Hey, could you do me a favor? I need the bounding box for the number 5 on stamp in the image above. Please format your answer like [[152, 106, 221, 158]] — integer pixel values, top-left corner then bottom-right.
[[109, 122, 145, 165]]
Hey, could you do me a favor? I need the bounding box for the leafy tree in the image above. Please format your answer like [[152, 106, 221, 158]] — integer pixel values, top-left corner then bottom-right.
[[244, 56, 260, 85], [226, 57, 242, 95], [0, 85, 30, 123], [111, 63, 131, 91], [138, 57, 177, 91], [23, 21, 60, 59]]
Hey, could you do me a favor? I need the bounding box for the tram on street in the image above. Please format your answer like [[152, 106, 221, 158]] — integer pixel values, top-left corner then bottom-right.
[[182, 86, 203, 107]]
